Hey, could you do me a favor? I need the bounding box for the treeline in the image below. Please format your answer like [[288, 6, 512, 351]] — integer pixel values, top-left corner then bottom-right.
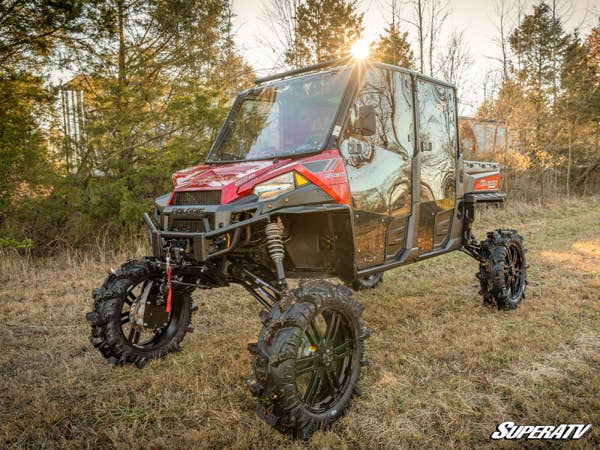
[[1, 1, 253, 251], [267, 0, 600, 201], [474, 2, 600, 202], [0, 0, 598, 252]]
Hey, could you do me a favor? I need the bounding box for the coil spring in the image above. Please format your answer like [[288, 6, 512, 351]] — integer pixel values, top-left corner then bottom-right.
[[265, 222, 284, 262]]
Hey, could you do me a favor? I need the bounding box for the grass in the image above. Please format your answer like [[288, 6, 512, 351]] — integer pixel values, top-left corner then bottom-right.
[[1, 197, 599, 449]]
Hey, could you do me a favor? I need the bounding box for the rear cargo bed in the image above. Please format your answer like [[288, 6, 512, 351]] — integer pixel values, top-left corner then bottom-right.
[[463, 160, 501, 193]]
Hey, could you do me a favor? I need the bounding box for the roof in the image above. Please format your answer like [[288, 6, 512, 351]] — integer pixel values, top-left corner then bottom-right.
[[255, 55, 457, 90]]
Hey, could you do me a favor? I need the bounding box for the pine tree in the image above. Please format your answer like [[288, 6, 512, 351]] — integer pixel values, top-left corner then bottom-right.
[[558, 34, 595, 195], [508, 1, 568, 142], [10, 0, 254, 244], [508, 1, 569, 202], [0, 73, 52, 212], [70, 1, 250, 233], [374, 25, 414, 68], [586, 19, 600, 103], [284, 0, 363, 67], [0, 1, 81, 223], [560, 26, 600, 194], [0, 0, 82, 68]]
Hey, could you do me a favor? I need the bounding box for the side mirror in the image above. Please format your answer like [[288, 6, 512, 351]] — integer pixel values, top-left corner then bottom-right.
[[356, 105, 376, 137]]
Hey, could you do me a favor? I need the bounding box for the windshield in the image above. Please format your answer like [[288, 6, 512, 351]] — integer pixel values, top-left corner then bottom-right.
[[207, 68, 350, 162]]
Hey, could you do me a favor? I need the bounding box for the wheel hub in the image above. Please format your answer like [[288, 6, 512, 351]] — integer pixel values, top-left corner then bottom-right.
[[319, 348, 333, 367], [128, 281, 170, 331]]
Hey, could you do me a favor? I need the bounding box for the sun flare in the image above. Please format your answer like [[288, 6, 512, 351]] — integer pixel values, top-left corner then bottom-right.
[[350, 37, 371, 59]]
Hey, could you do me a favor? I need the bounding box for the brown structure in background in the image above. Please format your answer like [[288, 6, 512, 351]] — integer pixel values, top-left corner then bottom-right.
[[459, 116, 510, 159]]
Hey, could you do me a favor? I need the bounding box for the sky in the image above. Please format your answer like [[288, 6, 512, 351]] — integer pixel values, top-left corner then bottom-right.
[[49, 0, 598, 114], [231, 0, 599, 114]]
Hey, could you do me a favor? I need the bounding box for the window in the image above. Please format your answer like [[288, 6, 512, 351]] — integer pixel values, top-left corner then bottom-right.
[[345, 68, 414, 157], [417, 80, 457, 203], [341, 67, 414, 216], [209, 69, 350, 162]]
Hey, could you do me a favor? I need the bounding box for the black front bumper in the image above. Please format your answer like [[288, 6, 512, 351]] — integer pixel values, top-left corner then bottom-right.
[[144, 202, 352, 262], [143, 212, 266, 262], [145, 181, 350, 263]]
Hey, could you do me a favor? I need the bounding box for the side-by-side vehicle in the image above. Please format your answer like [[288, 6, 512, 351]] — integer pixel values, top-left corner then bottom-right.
[[87, 57, 527, 438]]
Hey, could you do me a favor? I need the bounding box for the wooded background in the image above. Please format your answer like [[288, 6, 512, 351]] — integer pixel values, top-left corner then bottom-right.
[[1, 0, 599, 253]]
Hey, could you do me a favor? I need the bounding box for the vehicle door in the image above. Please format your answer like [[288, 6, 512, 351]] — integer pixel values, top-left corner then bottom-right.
[[339, 67, 415, 269], [415, 79, 458, 253]]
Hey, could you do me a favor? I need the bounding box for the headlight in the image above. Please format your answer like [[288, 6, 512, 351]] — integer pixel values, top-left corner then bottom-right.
[[253, 172, 309, 200]]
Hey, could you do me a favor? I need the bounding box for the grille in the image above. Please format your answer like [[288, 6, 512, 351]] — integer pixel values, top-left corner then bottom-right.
[[173, 190, 221, 205], [170, 219, 207, 233]]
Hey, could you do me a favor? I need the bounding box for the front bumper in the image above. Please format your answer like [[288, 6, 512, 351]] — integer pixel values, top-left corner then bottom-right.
[[146, 180, 349, 262], [144, 212, 266, 261], [144, 200, 351, 262]]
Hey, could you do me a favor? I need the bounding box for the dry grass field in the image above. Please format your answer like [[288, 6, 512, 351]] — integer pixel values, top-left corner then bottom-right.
[[1, 197, 599, 449]]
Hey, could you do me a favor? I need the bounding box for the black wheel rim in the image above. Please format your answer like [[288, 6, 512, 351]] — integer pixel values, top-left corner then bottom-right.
[[120, 280, 178, 349], [504, 243, 524, 301], [294, 309, 355, 413]]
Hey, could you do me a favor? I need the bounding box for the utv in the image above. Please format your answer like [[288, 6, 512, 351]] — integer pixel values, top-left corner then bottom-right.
[[87, 57, 527, 438]]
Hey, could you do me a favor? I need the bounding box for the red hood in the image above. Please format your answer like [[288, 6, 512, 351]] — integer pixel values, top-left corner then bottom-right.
[[171, 150, 351, 205], [172, 159, 294, 204]]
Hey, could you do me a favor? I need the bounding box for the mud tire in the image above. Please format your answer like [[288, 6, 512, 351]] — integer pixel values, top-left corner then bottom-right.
[[247, 280, 369, 439], [477, 230, 528, 310], [86, 258, 192, 368], [350, 273, 383, 291]]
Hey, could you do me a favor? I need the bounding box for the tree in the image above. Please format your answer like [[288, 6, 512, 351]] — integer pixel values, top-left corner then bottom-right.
[[57, 0, 254, 232], [405, 0, 450, 75], [437, 30, 472, 99], [426, 0, 450, 76], [374, 26, 413, 68], [560, 33, 597, 172], [260, 0, 302, 68], [560, 26, 600, 194], [2, 1, 255, 248], [490, 0, 523, 82], [508, 1, 569, 201], [64, 1, 250, 170], [587, 18, 600, 90], [373, 0, 414, 68], [0, 73, 52, 211], [0, 0, 82, 68], [476, 77, 533, 191], [284, 0, 363, 67], [509, 2, 568, 140], [476, 4, 600, 199], [0, 1, 82, 227]]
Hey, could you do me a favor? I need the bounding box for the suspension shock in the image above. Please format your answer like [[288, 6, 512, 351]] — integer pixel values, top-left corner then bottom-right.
[[265, 221, 288, 291]]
